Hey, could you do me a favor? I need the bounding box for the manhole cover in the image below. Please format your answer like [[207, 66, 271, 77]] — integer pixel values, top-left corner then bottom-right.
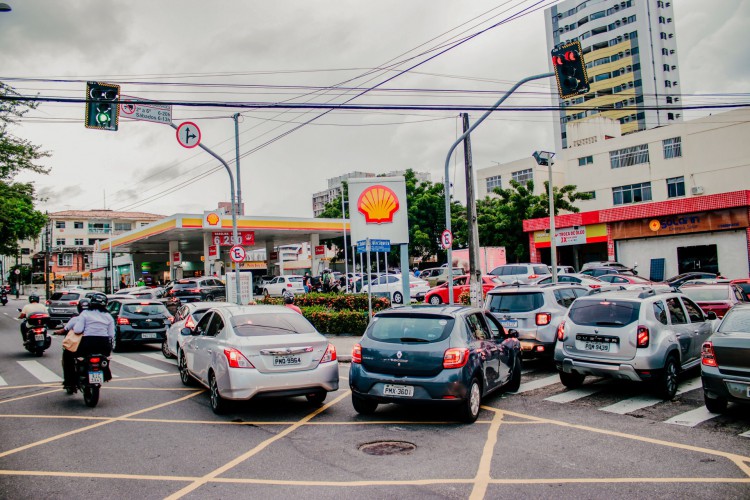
[[358, 441, 416, 456]]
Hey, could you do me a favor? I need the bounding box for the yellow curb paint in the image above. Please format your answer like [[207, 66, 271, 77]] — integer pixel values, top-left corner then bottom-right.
[[469, 410, 503, 500], [0, 389, 60, 405]]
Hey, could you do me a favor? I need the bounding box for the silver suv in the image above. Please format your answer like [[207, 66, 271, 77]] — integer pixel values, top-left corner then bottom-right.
[[554, 288, 717, 398], [485, 284, 588, 359], [489, 263, 550, 284]]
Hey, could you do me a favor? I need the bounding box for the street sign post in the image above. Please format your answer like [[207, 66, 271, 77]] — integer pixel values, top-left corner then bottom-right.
[[229, 245, 246, 263], [357, 239, 390, 253], [176, 121, 201, 148], [120, 96, 172, 124]]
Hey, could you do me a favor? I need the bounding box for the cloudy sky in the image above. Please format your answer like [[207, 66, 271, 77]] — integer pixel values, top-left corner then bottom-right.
[[1, 0, 748, 219]]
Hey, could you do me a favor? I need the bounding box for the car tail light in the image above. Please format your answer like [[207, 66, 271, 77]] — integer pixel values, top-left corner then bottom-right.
[[557, 322, 566, 341], [117, 317, 130, 325], [185, 315, 195, 329], [589, 284, 602, 289], [352, 343, 362, 364], [69, 301, 78, 306], [443, 348, 469, 369], [528, 274, 539, 279], [701, 341, 718, 367], [189, 288, 201, 293], [536, 313, 552, 326], [286, 283, 293, 287], [45, 300, 50, 305], [224, 348, 254, 368], [636, 326, 649, 348], [320, 343, 337, 363]]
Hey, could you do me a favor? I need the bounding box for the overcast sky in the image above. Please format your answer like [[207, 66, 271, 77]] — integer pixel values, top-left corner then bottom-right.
[[1, 0, 748, 219]]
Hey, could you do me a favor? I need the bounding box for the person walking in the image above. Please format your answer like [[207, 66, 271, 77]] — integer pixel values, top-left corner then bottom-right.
[[303, 272, 311, 293], [119, 277, 127, 290]]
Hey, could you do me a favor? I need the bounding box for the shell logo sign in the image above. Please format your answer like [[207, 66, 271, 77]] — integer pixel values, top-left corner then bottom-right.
[[357, 185, 400, 224], [203, 211, 222, 228]]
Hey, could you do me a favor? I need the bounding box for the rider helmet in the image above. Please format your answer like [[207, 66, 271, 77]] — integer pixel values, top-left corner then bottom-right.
[[77, 298, 91, 314], [29, 294, 40, 303], [88, 293, 108, 310]]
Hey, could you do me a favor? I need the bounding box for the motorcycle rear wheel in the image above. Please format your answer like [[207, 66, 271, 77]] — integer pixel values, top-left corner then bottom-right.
[[83, 385, 100, 408]]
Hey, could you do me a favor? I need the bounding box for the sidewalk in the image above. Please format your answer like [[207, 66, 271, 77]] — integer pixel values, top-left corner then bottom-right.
[[325, 334, 362, 363]]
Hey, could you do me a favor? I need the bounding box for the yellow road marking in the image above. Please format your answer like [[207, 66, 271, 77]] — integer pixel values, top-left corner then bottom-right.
[[0, 373, 177, 392], [0, 383, 58, 391], [0, 389, 60, 405], [470, 409, 503, 500], [164, 389, 352, 500]]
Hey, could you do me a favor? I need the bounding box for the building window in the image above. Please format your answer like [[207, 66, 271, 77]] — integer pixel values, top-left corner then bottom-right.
[[486, 175, 502, 192], [55, 238, 65, 246], [114, 222, 132, 231], [88, 222, 111, 234], [57, 253, 73, 267], [74, 238, 84, 246], [55, 221, 65, 229], [663, 137, 682, 159], [74, 221, 84, 229], [83, 254, 90, 269], [609, 144, 649, 169], [88, 238, 102, 246], [511, 169, 533, 184], [578, 156, 594, 166], [613, 182, 652, 205], [666, 177, 685, 198]]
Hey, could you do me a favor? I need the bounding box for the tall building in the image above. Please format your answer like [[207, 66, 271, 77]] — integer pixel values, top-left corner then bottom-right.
[[545, 0, 682, 150]]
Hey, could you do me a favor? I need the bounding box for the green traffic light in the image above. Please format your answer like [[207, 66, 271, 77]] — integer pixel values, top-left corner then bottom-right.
[[96, 111, 111, 124]]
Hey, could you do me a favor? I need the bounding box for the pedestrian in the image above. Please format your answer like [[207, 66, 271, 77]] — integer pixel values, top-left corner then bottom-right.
[[283, 290, 302, 314], [136, 277, 145, 287], [119, 277, 127, 290], [322, 269, 333, 293], [303, 272, 311, 293], [413, 267, 420, 278]]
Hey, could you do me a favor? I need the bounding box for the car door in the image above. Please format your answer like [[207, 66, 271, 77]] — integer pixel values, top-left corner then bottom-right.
[[183, 312, 213, 382], [680, 296, 712, 361], [483, 312, 513, 388], [191, 312, 225, 384], [665, 297, 691, 362], [465, 313, 500, 392]]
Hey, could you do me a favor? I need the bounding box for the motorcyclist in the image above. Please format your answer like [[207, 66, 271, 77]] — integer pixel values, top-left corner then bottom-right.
[[18, 294, 48, 344], [62, 293, 114, 391], [282, 290, 302, 314], [1, 288, 7, 305], [59, 298, 89, 390]]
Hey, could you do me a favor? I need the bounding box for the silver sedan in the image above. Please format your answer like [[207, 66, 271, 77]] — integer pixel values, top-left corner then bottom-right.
[[162, 301, 221, 359], [178, 305, 339, 414]]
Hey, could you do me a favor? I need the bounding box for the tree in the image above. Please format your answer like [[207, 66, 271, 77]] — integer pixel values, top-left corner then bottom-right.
[[476, 180, 591, 263], [0, 82, 49, 255]]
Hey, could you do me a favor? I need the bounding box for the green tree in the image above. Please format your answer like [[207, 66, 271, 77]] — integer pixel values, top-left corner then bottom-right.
[[0, 82, 49, 255], [476, 180, 591, 263]]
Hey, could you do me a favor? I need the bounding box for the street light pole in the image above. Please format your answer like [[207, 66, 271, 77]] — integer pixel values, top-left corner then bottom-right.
[[533, 151, 557, 284], [340, 189, 349, 293]]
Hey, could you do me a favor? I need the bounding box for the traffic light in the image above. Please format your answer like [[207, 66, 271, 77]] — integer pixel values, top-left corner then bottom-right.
[[551, 41, 590, 99], [85, 81, 120, 131]]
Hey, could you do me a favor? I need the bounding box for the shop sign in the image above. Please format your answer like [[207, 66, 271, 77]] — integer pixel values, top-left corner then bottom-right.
[[534, 223, 607, 248], [314, 245, 326, 256], [610, 209, 749, 240]]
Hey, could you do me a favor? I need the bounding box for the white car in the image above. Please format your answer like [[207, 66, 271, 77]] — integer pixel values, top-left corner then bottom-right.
[[262, 276, 305, 297], [178, 305, 339, 414], [366, 274, 430, 304], [162, 301, 219, 359]]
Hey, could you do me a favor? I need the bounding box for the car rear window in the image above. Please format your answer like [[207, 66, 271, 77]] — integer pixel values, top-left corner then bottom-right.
[[569, 299, 640, 327], [681, 288, 730, 301], [487, 292, 544, 313], [288, 276, 303, 282], [173, 281, 198, 290], [717, 309, 750, 333], [122, 303, 169, 315], [533, 266, 549, 275], [51, 292, 80, 301], [230, 313, 315, 336], [366, 314, 454, 344]]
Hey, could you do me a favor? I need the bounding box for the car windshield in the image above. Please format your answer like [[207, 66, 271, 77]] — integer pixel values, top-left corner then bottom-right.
[[487, 292, 544, 313], [173, 281, 198, 289], [569, 300, 640, 327], [366, 314, 454, 343], [51, 292, 80, 301], [681, 288, 730, 301], [717, 309, 750, 333], [122, 303, 169, 315], [230, 313, 315, 336]]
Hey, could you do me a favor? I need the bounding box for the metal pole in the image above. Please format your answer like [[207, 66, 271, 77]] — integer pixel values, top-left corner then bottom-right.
[[109, 222, 114, 294], [549, 162, 557, 284], [44, 213, 50, 301], [233, 113, 243, 215], [462, 113, 483, 309], [341, 191, 349, 293], [366, 238, 372, 318], [443, 72, 554, 305]]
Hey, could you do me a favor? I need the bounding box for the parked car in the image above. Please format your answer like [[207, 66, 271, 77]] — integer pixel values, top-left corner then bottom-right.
[[262, 275, 305, 297], [178, 305, 339, 414], [730, 279, 750, 301], [424, 275, 502, 305], [580, 261, 633, 272], [349, 305, 522, 423], [107, 298, 174, 352], [366, 274, 430, 304], [489, 263, 551, 284], [597, 274, 653, 285], [420, 267, 466, 287], [253, 275, 275, 295], [679, 284, 746, 319], [580, 267, 637, 278], [486, 283, 589, 359], [162, 301, 217, 359], [532, 273, 605, 289], [664, 272, 717, 288], [701, 303, 750, 413], [353, 273, 381, 292], [554, 288, 717, 398], [167, 277, 226, 303], [557, 266, 576, 274], [46, 289, 100, 326]]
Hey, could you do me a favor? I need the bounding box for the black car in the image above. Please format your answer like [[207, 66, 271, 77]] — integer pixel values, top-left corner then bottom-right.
[[167, 277, 226, 303], [107, 298, 174, 352], [580, 267, 637, 278], [666, 272, 717, 288]]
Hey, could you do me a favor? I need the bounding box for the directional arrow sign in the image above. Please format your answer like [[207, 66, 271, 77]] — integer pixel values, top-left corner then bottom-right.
[[176, 121, 201, 148]]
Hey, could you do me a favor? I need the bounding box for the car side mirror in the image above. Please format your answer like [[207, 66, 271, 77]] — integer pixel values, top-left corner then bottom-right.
[[180, 327, 193, 336], [507, 328, 519, 339], [706, 311, 717, 320]]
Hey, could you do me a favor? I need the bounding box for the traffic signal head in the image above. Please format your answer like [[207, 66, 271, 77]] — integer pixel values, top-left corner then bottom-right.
[[85, 81, 120, 131], [551, 41, 590, 99]]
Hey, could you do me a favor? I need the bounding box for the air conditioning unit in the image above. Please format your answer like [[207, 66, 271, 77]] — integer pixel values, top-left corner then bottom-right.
[[691, 186, 705, 195]]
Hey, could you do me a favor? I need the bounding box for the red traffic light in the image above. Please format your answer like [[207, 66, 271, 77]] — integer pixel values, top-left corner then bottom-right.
[[552, 55, 564, 66], [564, 51, 577, 62]]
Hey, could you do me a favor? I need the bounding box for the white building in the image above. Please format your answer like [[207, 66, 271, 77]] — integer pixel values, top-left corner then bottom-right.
[[476, 156, 567, 199], [545, 0, 682, 150]]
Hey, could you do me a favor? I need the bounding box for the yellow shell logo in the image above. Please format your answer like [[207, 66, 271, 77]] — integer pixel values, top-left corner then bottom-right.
[[357, 185, 400, 224], [206, 213, 220, 226], [649, 219, 661, 232]]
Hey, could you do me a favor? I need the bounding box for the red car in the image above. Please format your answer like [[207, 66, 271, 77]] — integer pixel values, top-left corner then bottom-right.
[[680, 284, 746, 318], [424, 275, 502, 305]]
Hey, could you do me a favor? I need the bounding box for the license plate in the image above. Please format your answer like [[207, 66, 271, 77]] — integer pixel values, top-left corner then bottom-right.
[[273, 356, 301, 366], [584, 342, 609, 352], [88, 371, 103, 384], [383, 384, 414, 397], [500, 320, 518, 328], [34, 334, 45, 341], [141, 333, 157, 339], [520, 341, 534, 351], [51, 308, 65, 313]]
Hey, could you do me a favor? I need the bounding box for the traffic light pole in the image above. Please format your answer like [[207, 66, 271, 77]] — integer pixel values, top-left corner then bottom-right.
[[442, 72, 553, 304]]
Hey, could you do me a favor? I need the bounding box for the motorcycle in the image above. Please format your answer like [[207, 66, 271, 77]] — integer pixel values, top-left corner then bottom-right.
[[1, 292, 7, 306], [19, 309, 51, 356], [66, 353, 108, 407]]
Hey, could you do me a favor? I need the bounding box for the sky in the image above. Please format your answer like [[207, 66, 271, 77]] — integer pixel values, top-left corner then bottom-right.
[[1, 0, 748, 219]]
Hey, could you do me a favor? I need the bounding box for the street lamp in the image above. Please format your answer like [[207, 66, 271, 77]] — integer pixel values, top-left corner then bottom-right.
[[533, 151, 557, 284]]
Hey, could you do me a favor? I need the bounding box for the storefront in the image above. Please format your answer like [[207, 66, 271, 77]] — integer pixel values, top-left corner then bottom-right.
[[531, 223, 608, 271]]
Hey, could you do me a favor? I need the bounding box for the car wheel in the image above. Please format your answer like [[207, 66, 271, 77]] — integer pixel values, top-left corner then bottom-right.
[[205, 294, 214, 302], [392, 292, 404, 305], [459, 377, 482, 423], [209, 371, 229, 415], [428, 295, 442, 305], [305, 391, 327, 406], [263, 289, 270, 298], [505, 359, 522, 393], [112, 333, 124, 353], [352, 394, 378, 415], [178, 351, 196, 387], [654, 354, 679, 400], [704, 392, 728, 414], [161, 340, 174, 359], [559, 370, 585, 389]]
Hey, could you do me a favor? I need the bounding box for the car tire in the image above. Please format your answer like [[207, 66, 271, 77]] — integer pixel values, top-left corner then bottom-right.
[[654, 354, 679, 400], [428, 295, 442, 305], [305, 391, 327, 406], [205, 294, 214, 302], [392, 292, 404, 305], [161, 340, 174, 359], [178, 351, 196, 387], [352, 394, 378, 415], [112, 333, 124, 353], [559, 370, 585, 389], [704, 392, 728, 414], [209, 371, 229, 415], [505, 359, 522, 393], [459, 377, 482, 423]]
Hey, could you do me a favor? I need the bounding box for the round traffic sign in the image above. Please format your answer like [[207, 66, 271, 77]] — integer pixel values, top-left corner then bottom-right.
[[176, 121, 201, 149], [229, 245, 246, 263], [441, 229, 453, 250], [14, 269, 20, 275], [121, 102, 136, 115]]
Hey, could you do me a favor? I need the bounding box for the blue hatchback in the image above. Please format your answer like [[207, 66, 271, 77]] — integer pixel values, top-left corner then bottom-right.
[[349, 305, 521, 422]]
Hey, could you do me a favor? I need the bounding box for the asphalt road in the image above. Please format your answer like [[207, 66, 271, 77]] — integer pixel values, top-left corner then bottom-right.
[[0, 296, 748, 499]]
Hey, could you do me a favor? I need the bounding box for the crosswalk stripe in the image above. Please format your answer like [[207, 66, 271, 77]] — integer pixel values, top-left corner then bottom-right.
[[0, 374, 7, 386], [599, 377, 702, 415], [665, 406, 719, 427], [740, 430, 750, 438], [545, 385, 602, 403], [110, 355, 166, 375], [17, 361, 63, 383], [140, 352, 177, 366], [512, 375, 560, 394]]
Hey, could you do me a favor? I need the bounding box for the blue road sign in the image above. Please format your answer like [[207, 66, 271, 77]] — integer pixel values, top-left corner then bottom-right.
[[356, 239, 391, 254]]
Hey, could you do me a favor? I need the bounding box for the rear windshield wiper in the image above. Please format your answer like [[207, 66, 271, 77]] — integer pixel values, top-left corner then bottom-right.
[[594, 321, 624, 326], [399, 337, 429, 342]]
